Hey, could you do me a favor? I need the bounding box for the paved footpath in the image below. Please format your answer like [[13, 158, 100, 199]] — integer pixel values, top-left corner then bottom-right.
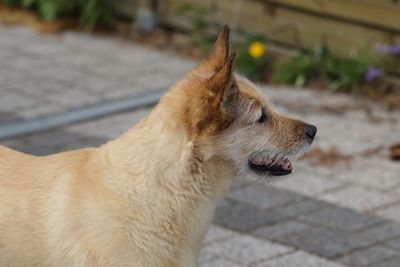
[[0, 25, 193, 119], [1, 25, 400, 266]]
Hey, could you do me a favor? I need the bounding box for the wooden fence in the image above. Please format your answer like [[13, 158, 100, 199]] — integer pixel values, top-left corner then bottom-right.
[[115, 0, 400, 57]]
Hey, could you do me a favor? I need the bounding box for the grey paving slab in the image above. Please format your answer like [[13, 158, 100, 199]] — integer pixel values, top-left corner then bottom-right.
[[270, 162, 344, 196], [228, 184, 304, 210], [0, 111, 21, 125], [319, 185, 399, 212], [298, 206, 383, 232], [214, 199, 290, 232], [375, 202, 400, 223], [337, 245, 399, 267], [276, 227, 374, 258], [201, 257, 242, 267], [252, 220, 314, 241], [0, 25, 193, 119], [384, 238, 400, 251], [274, 198, 332, 218], [357, 222, 400, 243], [331, 158, 400, 190], [253, 251, 347, 267], [370, 257, 400, 267], [202, 225, 235, 245], [205, 234, 293, 265], [1, 129, 107, 156]]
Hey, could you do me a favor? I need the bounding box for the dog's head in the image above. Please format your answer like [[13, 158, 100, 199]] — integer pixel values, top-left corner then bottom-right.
[[165, 26, 316, 178]]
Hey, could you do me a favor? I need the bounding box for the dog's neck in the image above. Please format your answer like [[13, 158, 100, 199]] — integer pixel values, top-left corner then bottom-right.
[[99, 102, 234, 201], [96, 103, 233, 264]]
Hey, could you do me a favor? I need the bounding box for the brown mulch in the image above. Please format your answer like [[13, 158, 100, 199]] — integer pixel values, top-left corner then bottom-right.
[[301, 147, 353, 167], [390, 143, 400, 161], [0, 4, 77, 33]]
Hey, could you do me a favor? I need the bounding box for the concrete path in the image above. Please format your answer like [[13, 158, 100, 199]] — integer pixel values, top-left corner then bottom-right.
[[1, 25, 400, 266]]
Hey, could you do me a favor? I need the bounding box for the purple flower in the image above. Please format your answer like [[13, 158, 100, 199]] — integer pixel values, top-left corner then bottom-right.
[[365, 67, 384, 82], [375, 43, 392, 54], [374, 43, 400, 55], [391, 44, 400, 55]]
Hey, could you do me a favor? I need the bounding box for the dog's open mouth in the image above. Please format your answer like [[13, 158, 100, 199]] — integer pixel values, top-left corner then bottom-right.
[[248, 157, 293, 176]]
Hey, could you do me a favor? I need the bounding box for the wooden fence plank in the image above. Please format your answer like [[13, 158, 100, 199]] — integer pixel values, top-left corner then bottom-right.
[[258, 0, 400, 32], [165, 0, 400, 56]]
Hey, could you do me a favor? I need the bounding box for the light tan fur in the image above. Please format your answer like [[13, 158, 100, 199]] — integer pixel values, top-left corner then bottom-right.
[[0, 26, 315, 267]]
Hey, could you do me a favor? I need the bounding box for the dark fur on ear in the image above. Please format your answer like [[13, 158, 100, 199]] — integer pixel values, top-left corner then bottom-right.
[[193, 25, 230, 74], [179, 26, 238, 137], [207, 52, 237, 101]]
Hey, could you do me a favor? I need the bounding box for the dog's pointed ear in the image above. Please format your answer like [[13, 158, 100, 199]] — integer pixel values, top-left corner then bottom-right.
[[208, 52, 237, 103], [193, 25, 230, 74]]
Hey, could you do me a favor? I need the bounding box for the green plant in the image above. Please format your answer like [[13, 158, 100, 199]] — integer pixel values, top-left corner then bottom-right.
[[274, 51, 318, 87], [175, 3, 216, 53], [274, 44, 371, 93], [236, 36, 270, 81], [2, 0, 113, 30], [323, 55, 369, 93]]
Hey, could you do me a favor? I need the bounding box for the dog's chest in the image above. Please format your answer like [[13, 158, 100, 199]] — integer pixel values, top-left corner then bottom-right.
[[180, 198, 217, 267]]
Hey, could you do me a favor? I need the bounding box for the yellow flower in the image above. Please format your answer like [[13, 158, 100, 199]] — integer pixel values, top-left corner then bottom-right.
[[248, 41, 266, 58]]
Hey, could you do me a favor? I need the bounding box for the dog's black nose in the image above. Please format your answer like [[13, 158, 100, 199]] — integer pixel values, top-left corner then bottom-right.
[[305, 124, 317, 141]]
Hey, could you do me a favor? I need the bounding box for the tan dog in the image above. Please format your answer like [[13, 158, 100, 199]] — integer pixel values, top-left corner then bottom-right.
[[0, 26, 316, 267]]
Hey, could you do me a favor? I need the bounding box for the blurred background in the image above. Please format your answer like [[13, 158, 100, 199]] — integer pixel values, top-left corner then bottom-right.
[[1, 1, 400, 266]]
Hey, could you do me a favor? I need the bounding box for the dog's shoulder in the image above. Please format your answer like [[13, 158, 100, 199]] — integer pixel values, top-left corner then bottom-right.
[[0, 145, 36, 166]]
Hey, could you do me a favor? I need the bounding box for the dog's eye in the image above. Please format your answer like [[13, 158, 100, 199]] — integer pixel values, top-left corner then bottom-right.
[[257, 108, 266, 123]]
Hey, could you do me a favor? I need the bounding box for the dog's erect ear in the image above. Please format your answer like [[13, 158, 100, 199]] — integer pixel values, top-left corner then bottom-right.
[[191, 52, 237, 136], [193, 25, 230, 74], [207, 52, 237, 104]]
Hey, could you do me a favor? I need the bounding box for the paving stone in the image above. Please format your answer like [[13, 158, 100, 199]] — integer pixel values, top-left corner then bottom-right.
[[337, 245, 399, 266], [2, 130, 107, 155], [0, 111, 21, 125], [228, 184, 304, 210], [370, 257, 400, 267], [253, 251, 347, 267], [357, 222, 400, 243], [375, 203, 400, 223], [299, 206, 382, 232], [384, 238, 400, 251], [214, 199, 290, 232], [0, 93, 34, 112], [0, 25, 193, 118], [66, 109, 149, 138], [252, 220, 313, 240], [199, 246, 217, 264], [277, 227, 374, 258], [332, 158, 400, 190], [206, 234, 292, 265], [201, 257, 242, 267], [272, 166, 343, 196], [319, 185, 399, 212], [275, 198, 332, 218], [202, 225, 235, 245], [17, 102, 69, 119]]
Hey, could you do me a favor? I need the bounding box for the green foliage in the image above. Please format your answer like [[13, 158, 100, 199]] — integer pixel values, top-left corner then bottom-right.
[[236, 36, 270, 81], [175, 3, 216, 53], [274, 44, 370, 92], [2, 0, 113, 30], [274, 51, 318, 87]]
